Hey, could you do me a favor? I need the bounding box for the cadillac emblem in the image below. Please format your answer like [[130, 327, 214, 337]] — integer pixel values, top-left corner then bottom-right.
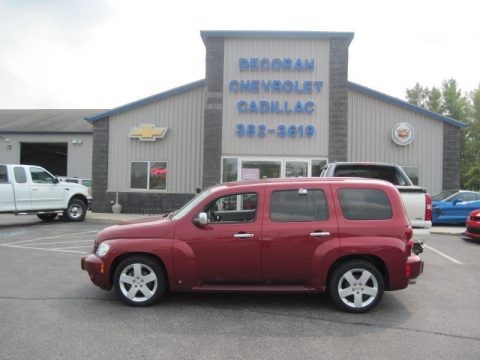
[[129, 124, 168, 141], [391, 123, 414, 146]]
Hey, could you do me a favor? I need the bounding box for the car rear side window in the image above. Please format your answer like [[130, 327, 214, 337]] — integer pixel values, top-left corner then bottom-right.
[[338, 188, 392, 220], [14, 167, 27, 184], [270, 189, 328, 222], [0, 166, 8, 183]]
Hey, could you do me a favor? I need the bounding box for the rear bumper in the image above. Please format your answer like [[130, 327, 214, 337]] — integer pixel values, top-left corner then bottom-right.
[[81, 254, 111, 290], [406, 254, 424, 284]]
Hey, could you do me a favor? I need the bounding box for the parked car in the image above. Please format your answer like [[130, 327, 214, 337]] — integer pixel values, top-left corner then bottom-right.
[[0, 164, 91, 221], [432, 191, 480, 225], [465, 209, 480, 239], [320, 162, 432, 229], [82, 178, 423, 313]]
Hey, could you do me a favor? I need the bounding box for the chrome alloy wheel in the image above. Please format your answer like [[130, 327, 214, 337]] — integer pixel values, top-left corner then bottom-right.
[[119, 263, 158, 303], [337, 268, 379, 309], [69, 204, 83, 219]]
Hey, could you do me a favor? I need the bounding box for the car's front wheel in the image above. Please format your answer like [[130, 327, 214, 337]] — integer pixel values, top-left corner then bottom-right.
[[113, 256, 166, 306], [329, 260, 384, 313]]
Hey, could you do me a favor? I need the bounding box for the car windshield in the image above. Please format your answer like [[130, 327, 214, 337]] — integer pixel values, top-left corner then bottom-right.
[[171, 189, 212, 220], [431, 190, 458, 201]]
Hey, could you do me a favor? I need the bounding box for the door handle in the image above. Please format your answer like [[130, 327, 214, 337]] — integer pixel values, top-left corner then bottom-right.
[[234, 233, 254, 239], [31, 188, 38, 191], [310, 232, 331, 237]]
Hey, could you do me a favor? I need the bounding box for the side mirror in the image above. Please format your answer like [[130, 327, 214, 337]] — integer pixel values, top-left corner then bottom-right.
[[452, 199, 461, 206], [54, 177, 59, 184], [193, 212, 208, 226]]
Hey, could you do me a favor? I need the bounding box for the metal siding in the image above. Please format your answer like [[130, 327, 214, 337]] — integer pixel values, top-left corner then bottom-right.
[[108, 87, 205, 193], [0, 134, 92, 178], [222, 38, 330, 157], [348, 89, 444, 194]]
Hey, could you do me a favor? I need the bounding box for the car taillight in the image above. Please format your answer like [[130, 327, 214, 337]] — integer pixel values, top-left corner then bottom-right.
[[425, 193, 432, 222], [405, 225, 413, 256]]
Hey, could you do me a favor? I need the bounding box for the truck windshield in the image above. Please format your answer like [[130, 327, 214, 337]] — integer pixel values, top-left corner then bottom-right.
[[172, 189, 212, 221], [333, 165, 412, 186]]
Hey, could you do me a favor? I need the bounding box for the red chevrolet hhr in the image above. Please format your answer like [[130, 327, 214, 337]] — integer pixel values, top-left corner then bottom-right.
[[82, 178, 423, 313]]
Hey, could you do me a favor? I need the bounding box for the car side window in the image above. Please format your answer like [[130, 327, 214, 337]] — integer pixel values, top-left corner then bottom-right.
[[270, 189, 328, 222], [454, 193, 476, 202], [338, 188, 392, 220], [204, 193, 258, 224], [0, 166, 8, 183], [30, 167, 55, 184], [14, 167, 27, 184]]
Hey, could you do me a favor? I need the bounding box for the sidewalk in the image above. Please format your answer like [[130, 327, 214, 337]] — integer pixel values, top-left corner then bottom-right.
[[86, 211, 467, 236], [85, 211, 158, 224]]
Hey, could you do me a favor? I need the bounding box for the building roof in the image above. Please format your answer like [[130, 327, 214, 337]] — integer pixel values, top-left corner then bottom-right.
[[85, 80, 206, 123], [200, 30, 355, 43], [84, 78, 466, 129], [0, 109, 103, 134], [348, 82, 467, 129]]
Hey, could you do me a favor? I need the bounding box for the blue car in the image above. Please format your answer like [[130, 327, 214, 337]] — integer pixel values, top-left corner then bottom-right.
[[432, 191, 480, 225]]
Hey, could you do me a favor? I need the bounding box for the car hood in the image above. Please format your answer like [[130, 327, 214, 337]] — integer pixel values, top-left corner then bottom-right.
[[95, 216, 175, 243]]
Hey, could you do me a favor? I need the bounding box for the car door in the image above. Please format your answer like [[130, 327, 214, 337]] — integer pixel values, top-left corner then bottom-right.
[[175, 189, 263, 285], [28, 167, 65, 209], [0, 166, 16, 212], [261, 184, 338, 285], [12, 166, 32, 211]]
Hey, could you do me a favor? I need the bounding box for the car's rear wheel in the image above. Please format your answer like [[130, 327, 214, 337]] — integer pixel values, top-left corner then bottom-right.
[[37, 213, 57, 221], [329, 260, 384, 313], [63, 199, 86, 222], [113, 256, 166, 307]]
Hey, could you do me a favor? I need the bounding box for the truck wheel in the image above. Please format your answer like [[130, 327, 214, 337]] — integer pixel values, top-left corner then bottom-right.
[[329, 260, 384, 313], [64, 199, 86, 222], [113, 256, 166, 307], [37, 213, 57, 221]]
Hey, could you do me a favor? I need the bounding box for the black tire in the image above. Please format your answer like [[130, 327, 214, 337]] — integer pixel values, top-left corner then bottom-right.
[[113, 256, 166, 307], [37, 213, 57, 221], [63, 198, 86, 222], [329, 260, 384, 313]]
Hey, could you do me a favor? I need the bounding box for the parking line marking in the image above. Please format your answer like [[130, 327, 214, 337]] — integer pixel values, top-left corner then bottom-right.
[[0, 244, 87, 254], [424, 244, 463, 264], [24, 240, 93, 246], [51, 245, 92, 250], [1, 230, 98, 246]]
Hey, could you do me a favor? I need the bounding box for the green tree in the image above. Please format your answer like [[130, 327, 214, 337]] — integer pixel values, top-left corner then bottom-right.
[[406, 80, 475, 189], [406, 83, 428, 107]]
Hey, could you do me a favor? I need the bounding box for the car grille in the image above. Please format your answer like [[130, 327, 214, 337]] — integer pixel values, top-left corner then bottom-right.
[[466, 226, 480, 235]]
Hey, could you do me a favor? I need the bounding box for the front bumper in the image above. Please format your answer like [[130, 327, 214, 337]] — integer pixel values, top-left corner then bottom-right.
[[81, 254, 111, 290]]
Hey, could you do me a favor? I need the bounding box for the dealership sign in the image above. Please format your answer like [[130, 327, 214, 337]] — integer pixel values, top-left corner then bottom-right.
[[129, 124, 168, 141], [391, 122, 414, 146]]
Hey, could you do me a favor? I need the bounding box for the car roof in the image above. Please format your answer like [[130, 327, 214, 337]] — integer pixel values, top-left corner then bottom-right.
[[211, 177, 394, 192]]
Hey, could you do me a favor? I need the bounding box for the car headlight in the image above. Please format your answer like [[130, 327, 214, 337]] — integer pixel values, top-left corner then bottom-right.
[[96, 242, 110, 257]]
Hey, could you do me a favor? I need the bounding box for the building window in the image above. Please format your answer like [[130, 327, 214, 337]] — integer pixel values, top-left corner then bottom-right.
[[222, 158, 238, 182], [221, 157, 328, 182], [130, 161, 167, 190], [401, 166, 420, 186]]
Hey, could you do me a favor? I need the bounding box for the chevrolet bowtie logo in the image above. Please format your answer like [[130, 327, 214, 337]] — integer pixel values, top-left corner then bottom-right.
[[129, 124, 168, 141]]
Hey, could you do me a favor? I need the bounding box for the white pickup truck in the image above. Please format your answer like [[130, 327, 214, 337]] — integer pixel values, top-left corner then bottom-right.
[[0, 164, 91, 222], [320, 162, 432, 229]]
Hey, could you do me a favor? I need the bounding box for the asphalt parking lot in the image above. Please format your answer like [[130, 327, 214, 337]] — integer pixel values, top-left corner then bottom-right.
[[1, 215, 480, 359]]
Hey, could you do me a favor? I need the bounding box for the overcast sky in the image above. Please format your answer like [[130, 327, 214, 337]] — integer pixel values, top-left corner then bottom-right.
[[0, 0, 478, 109]]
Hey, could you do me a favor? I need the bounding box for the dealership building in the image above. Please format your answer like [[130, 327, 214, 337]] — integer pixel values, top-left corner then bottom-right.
[[2, 31, 466, 214]]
